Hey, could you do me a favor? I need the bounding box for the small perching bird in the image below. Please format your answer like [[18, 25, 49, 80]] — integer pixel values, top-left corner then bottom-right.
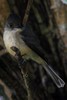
[[3, 13, 65, 88]]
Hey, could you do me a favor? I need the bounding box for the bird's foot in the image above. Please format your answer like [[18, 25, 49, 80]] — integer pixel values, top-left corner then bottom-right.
[[11, 46, 26, 68], [11, 46, 21, 58]]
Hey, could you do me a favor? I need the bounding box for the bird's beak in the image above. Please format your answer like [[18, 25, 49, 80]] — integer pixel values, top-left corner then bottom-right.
[[14, 28, 22, 33]]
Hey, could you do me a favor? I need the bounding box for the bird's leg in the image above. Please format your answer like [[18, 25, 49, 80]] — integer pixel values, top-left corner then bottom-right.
[[11, 46, 26, 69]]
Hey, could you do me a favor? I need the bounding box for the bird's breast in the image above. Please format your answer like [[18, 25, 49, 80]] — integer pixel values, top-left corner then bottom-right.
[[3, 30, 32, 57]]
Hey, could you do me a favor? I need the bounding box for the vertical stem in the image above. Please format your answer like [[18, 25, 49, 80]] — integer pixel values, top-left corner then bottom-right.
[[21, 69, 33, 100], [23, 0, 33, 25]]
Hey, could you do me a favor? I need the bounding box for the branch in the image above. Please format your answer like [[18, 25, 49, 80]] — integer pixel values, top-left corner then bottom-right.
[[11, 46, 33, 100], [23, 0, 33, 25]]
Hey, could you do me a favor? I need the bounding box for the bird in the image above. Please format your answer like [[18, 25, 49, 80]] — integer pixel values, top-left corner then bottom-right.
[[3, 13, 65, 88]]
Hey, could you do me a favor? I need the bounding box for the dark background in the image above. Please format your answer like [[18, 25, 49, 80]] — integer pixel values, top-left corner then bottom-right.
[[0, 0, 67, 100]]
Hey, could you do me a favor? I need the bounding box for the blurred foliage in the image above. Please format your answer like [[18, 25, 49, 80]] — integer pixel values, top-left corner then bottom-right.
[[0, 0, 67, 100]]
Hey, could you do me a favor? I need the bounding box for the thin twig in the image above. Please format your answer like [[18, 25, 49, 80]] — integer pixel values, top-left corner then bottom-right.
[[11, 46, 33, 100], [23, 0, 33, 25], [21, 69, 33, 100]]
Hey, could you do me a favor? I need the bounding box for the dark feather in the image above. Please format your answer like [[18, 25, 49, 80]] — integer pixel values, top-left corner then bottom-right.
[[20, 24, 49, 61]]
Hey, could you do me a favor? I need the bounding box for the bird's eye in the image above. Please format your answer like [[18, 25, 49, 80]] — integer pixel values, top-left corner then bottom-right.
[[9, 23, 13, 28], [7, 23, 13, 28]]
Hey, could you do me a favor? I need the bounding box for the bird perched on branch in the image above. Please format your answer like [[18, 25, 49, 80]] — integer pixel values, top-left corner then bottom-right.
[[3, 13, 65, 88]]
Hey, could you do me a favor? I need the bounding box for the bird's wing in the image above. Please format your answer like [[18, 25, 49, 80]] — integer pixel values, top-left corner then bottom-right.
[[20, 24, 49, 60]]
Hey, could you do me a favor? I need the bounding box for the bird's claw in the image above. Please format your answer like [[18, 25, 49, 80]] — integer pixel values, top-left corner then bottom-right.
[[11, 46, 21, 56], [11, 46, 22, 60], [11, 46, 26, 67]]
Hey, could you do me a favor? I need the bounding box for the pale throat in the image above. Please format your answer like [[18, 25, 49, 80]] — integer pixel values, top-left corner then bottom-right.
[[3, 28, 22, 55]]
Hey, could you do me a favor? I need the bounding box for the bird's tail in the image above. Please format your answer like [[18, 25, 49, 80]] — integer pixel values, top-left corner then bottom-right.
[[42, 62, 65, 88]]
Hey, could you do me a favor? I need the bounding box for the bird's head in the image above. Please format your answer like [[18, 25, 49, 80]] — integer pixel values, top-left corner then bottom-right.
[[4, 13, 23, 32]]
